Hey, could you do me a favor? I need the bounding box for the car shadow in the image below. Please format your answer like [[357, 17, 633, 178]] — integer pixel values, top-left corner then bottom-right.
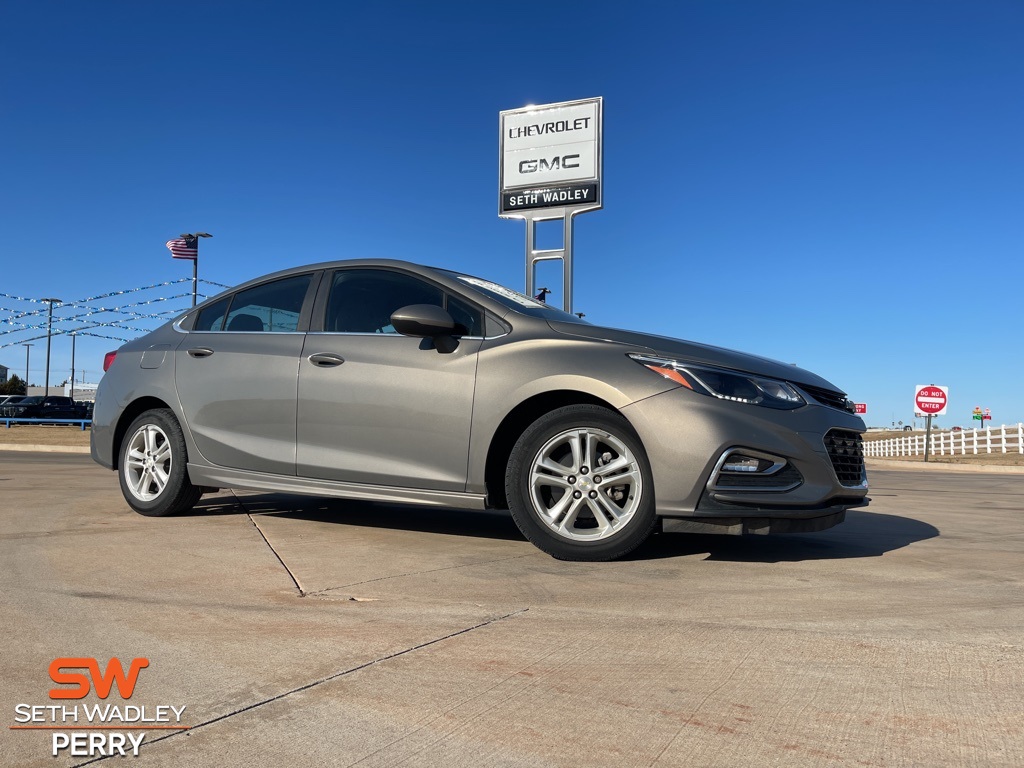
[[177, 495, 253, 517], [182, 494, 938, 562], [189, 492, 527, 542], [629, 511, 939, 562]]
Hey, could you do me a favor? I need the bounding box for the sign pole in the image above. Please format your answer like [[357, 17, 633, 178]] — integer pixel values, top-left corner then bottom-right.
[[924, 414, 932, 462], [563, 211, 575, 313]]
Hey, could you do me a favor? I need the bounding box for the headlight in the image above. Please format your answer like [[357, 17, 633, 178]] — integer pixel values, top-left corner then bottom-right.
[[629, 354, 806, 410]]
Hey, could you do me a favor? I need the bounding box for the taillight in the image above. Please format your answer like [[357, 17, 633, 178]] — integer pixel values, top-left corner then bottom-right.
[[103, 351, 117, 372]]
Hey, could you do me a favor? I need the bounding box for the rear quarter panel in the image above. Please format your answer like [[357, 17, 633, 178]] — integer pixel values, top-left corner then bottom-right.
[[90, 327, 186, 470]]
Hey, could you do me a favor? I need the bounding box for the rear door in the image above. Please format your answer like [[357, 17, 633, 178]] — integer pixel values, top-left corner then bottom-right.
[[174, 273, 318, 475], [295, 268, 482, 491]]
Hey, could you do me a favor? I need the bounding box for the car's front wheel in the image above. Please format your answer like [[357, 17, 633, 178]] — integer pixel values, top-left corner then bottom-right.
[[118, 408, 202, 517], [506, 404, 657, 561]]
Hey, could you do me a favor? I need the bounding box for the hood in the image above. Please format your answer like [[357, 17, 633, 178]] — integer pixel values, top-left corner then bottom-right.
[[547, 321, 843, 394]]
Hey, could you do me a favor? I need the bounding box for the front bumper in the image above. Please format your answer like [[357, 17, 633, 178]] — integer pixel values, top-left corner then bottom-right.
[[621, 385, 869, 526]]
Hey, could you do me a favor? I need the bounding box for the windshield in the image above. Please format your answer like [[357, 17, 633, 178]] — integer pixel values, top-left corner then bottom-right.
[[443, 272, 591, 324], [19, 396, 43, 405]]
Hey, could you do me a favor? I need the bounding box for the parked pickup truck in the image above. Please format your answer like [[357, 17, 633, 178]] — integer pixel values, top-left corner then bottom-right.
[[3, 396, 87, 420]]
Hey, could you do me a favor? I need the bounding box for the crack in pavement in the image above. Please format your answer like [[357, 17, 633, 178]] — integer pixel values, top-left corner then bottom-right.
[[227, 491, 538, 599], [232, 490, 306, 597], [70, 608, 529, 767]]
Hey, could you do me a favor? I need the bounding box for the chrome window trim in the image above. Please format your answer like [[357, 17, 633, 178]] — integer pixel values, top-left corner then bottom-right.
[[184, 330, 307, 336], [305, 330, 508, 341]]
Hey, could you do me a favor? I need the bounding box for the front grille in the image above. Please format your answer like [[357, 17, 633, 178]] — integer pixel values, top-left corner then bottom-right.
[[799, 383, 854, 413], [824, 429, 865, 487]]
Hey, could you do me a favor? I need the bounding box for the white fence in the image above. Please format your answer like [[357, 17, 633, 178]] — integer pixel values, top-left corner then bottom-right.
[[864, 423, 1024, 458]]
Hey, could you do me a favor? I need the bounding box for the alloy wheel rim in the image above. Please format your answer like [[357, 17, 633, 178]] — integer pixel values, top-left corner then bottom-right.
[[529, 427, 643, 541], [125, 424, 172, 502]]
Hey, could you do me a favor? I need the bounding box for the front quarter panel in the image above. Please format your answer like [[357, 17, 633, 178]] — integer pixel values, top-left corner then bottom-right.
[[466, 333, 676, 492]]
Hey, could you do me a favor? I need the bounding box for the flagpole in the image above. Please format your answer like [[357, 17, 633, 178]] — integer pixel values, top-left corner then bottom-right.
[[170, 232, 211, 307]]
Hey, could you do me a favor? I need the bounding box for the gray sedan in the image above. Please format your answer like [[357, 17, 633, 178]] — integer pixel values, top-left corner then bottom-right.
[[91, 259, 867, 560]]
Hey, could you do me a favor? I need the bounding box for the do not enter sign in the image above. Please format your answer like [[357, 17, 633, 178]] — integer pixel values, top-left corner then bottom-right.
[[914, 385, 948, 416]]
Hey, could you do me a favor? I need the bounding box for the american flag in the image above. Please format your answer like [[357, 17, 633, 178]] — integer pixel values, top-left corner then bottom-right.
[[165, 235, 198, 260]]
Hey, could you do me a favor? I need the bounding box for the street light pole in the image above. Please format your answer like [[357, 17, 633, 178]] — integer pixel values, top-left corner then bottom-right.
[[70, 332, 77, 401], [22, 343, 33, 390], [41, 298, 62, 397]]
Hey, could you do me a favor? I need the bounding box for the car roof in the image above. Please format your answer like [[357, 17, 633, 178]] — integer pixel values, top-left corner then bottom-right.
[[226, 259, 453, 293]]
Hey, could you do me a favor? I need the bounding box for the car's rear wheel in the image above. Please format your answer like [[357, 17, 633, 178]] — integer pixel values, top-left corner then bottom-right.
[[118, 408, 202, 517], [506, 404, 657, 561]]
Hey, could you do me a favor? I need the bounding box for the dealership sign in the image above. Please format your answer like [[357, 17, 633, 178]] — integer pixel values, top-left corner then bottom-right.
[[499, 98, 603, 216]]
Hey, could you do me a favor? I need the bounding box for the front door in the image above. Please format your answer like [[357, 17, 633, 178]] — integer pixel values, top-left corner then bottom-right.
[[295, 268, 481, 491]]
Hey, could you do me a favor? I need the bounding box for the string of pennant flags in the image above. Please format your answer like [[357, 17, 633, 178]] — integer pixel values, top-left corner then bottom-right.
[[0, 278, 232, 350], [0, 293, 196, 333], [0, 277, 229, 307]]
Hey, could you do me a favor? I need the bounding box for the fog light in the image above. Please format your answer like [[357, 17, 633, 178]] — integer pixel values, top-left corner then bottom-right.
[[722, 456, 763, 473], [709, 449, 799, 492]]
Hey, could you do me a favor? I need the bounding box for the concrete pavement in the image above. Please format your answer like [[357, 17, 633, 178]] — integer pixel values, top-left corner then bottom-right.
[[1, 453, 1021, 766]]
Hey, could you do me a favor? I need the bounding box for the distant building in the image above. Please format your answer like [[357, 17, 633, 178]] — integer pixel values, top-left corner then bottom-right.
[[64, 382, 99, 401], [0, 363, 8, 383], [24, 384, 95, 401]]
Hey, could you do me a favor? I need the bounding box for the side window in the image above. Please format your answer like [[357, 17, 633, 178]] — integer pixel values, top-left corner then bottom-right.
[[194, 297, 229, 332], [224, 274, 312, 333], [326, 270, 443, 334], [445, 294, 483, 336]]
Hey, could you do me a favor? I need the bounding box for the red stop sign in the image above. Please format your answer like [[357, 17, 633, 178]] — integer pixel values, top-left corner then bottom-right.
[[915, 386, 947, 414]]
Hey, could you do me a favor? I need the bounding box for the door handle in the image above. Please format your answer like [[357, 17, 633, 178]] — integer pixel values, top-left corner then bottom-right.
[[308, 353, 345, 367], [187, 348, 214, 358]]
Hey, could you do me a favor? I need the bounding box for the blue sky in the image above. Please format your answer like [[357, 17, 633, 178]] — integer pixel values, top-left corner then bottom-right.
[[1, 1, 1021, 427]]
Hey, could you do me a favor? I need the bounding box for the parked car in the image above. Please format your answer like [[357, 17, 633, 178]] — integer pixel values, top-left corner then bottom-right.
[[5, 395, 86, 421], [91, 259, 868, 561], [0, 395, 28, 415]]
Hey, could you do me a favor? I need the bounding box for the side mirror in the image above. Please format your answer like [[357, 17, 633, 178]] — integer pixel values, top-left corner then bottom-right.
[[390, 304, 456, 338]]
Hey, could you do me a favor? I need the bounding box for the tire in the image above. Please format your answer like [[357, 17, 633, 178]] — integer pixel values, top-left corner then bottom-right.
[[505, 404, 657, 561], [118, 408, 202, 517]]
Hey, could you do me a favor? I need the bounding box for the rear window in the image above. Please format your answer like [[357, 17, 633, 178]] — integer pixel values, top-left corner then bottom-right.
[[194, 297, 230, 332], [192, 275, 313, 333], [225, 274, 311, 333]]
